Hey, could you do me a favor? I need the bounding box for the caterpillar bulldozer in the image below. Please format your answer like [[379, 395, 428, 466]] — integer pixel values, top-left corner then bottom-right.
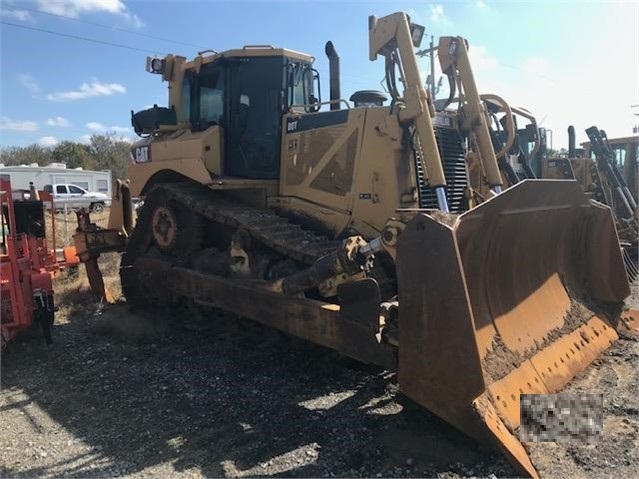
[[542, 126, 638, 281], [468, 96, 637, 282], [74, 12, 638, 478]]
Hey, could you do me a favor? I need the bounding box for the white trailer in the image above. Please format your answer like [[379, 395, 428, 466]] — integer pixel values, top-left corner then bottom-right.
[[0, 163, 112, 197]]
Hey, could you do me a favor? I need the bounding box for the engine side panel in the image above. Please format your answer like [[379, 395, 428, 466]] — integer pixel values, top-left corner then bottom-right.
[[279, 107, 419, 236]]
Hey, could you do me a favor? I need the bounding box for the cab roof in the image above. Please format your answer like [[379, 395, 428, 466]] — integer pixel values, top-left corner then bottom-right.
[[184, 46, 314, 69]]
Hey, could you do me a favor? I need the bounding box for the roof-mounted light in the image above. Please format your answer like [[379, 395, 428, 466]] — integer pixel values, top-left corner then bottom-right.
[[410, 22, 425, 48], [146, 56, 165, 74]]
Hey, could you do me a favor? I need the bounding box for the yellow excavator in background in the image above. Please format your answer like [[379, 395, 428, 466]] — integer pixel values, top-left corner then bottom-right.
[[541, 126, 638, 280], [74, 12, 638, 478], [467, 97, 637, 282], [583, 133, 638, 200]]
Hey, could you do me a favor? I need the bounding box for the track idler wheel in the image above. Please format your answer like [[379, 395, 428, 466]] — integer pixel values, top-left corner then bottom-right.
[[149, 199, 202, 253], [151, 205, 179, 250], [121, 187, 202, 308]]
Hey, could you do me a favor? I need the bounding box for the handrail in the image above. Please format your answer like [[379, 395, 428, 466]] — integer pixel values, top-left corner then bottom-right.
[[289, 99, 351, 111], [243, 44, 276, 49]]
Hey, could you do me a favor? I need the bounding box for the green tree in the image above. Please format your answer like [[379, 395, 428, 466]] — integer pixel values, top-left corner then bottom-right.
[[51, 141, 95, 170], [0, 144, 51, 166], [88, 133, 131, 181], [544, 147, 568, 158]]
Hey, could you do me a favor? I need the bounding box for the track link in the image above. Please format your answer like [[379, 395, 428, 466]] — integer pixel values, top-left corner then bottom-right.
[[162, 183, 342, 264], [121, 182, 343, 302]]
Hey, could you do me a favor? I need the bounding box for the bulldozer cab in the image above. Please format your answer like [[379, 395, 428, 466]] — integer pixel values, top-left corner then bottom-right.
[[171, 50, 316, 180]]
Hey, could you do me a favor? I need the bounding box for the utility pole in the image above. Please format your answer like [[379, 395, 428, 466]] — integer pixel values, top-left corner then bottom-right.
[[416, 35, 438, 99], [632, 104, 639, 134]]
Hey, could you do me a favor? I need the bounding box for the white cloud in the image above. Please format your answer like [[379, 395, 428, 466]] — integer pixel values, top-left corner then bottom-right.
[[0, 116, 38, 132], [111, 126, 130, 133], [19, 74, 41, 96], [47, 81, 126, 101], [86, 121, 106, 131], [120, 10, 143, 28], [38, 136, 59, 147], [86, 122, 131, 134], [476, 0, 488, 9], [80, 131, 134, 144], [47, 116, 71, 127], [467, 45, 498, 72], [430, 4, 444, 23], [35, 0, 143, 27], [0, 9, 33, 21]]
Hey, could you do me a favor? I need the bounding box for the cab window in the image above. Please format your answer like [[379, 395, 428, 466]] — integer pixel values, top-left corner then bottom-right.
[[181, 75, 191, 122], [287, 61, 313, 112], [68, 185, 85, 194], [199, 67, 225, 126], [613, 147, 626, 167], [56, 185, 67, 194], [188, 64, 225, 130]]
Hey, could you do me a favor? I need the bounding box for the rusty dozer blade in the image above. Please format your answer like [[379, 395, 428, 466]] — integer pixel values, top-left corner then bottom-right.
[[395, 180, 638, 478]]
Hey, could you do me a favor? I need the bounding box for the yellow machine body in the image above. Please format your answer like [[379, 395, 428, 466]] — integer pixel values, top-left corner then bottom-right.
[[75, 12, 637, 479]]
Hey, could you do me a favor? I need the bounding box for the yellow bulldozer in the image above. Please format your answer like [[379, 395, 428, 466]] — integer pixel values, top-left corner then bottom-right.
[[74, 12, 638, 478], [541, 126, 638, 280]]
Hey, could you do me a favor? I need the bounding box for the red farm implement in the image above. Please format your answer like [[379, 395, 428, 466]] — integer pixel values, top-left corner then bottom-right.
[[1, 176, 60, 348]]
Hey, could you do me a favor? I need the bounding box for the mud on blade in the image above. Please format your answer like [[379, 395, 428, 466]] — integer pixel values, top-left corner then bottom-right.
[[395, 180, 637, 478]]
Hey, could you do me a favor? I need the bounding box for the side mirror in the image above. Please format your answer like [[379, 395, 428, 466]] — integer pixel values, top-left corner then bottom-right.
[[308, 95, 320, 113]]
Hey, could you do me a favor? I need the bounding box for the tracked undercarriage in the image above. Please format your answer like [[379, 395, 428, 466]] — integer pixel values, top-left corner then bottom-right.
[[121, 183, 397, 303], [118, 182, 400, 366]]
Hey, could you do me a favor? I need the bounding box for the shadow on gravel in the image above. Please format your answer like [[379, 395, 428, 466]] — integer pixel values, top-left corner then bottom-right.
[[1, 303, 516, 478]]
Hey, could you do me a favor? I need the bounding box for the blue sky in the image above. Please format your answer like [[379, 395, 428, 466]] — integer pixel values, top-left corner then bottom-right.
[[1, 0, 637, 149]]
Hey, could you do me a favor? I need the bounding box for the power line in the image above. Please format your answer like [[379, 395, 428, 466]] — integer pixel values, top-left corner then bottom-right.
[[17, 6, 206, 50], [1, 21, 166, 55]]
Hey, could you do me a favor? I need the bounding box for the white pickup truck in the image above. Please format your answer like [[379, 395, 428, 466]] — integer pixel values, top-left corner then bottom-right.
[[43, 183, 111, 213]]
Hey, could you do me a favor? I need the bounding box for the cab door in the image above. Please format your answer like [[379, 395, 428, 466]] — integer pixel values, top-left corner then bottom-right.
[[225, 56, 284, 179], [67, 184, 86, 208]]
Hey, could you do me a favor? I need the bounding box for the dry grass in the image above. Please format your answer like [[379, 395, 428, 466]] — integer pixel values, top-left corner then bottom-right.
[[48, 208, 124, 324], [53, 253, 123, 324], [45, 208, 111, 250]]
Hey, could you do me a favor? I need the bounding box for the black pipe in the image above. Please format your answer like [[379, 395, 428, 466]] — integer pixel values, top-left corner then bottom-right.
[[568, 125, 576, 158], [325, 41, 341, 111]]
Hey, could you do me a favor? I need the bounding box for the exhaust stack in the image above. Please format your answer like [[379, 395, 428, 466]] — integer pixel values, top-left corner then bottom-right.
[[325, 41, 341, 111], [568, 125, 576, 157]]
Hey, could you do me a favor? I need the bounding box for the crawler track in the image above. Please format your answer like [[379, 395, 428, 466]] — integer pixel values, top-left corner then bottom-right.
[[120, 182, 344, 303]]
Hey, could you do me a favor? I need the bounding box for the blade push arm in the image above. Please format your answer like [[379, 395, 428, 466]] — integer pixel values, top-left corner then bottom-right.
[[439, 37, 503, 192], [369, 12, 450, 212]]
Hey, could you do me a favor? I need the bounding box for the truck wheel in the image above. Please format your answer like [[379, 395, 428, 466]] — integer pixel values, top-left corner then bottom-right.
[[91, 202, 105, 213]]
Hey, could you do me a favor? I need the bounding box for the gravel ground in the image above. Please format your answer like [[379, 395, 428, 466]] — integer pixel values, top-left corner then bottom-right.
[[1, 267, 638, 478]]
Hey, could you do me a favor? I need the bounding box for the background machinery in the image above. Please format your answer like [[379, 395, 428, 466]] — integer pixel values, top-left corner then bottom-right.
[[582, 132, 638, 201], [74, 12, 638, 478], [542, 126, 638, 280], [1, 176, 56, 347]]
